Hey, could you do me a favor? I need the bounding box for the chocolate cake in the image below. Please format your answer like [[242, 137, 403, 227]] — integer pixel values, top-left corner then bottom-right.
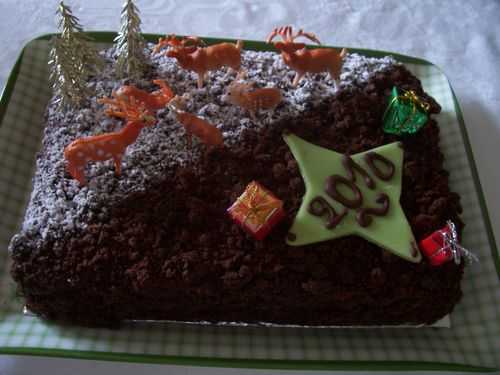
[[9, 45, 464, 327]]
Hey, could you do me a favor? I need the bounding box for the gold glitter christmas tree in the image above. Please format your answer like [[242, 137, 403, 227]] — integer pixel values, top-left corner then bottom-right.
[[114, 0, 148, 79], [49, 1, 103, 109]]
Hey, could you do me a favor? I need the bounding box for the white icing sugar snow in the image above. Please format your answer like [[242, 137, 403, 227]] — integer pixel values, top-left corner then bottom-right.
[[16, 45, 398, 244]]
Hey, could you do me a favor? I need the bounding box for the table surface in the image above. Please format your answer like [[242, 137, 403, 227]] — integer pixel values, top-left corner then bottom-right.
[[0, 0, 499, 374]]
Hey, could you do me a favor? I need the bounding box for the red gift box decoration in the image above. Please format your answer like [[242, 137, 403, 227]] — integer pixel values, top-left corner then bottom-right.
[[228, 181, 285, 240], [419, 221, 478, 266]]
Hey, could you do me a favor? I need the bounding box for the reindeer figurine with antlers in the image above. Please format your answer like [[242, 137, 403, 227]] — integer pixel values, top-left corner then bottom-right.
[[64, 97, 156, 185], [168, 94, 224, 148], [224, 72, 282, 120], [154, 35, 243, 89], [267, 26, 347, 87], [98, 79, 174, 117]]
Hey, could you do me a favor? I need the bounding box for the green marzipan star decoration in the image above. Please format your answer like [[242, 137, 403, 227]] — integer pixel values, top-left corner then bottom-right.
[[284, 133, 421, 263]]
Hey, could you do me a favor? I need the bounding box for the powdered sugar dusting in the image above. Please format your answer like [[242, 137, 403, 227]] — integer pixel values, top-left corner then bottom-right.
[[11, 45, 397, 248]]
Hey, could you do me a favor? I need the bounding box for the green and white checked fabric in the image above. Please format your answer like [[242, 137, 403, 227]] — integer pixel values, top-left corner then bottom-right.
[[0, 38, 498, 370]]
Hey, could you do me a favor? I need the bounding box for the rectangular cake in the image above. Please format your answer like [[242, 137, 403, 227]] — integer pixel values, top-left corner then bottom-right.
[[8, 40, 465, 327]]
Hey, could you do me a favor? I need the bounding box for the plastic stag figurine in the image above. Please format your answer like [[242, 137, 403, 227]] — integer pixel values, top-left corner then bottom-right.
[[224, 72, 282, 119], [154, 34, 243, 88], [267, 26, 347, 87], [99, 79, 174, 117], [64, 97, 156, 185], [168, 95, 224, 148]]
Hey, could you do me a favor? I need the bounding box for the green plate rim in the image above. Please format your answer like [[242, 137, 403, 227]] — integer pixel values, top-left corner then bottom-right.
[[0, 32, 498, 371], [0, 347, 497, 372]]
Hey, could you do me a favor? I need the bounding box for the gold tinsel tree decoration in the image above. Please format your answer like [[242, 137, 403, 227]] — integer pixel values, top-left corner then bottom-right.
[[114, 0, 148, 79], [49, 1, 103, 109]]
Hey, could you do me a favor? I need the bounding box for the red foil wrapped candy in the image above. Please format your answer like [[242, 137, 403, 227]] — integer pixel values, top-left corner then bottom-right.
[[419, 221, 478, 266], [228, 181, 285, 240]]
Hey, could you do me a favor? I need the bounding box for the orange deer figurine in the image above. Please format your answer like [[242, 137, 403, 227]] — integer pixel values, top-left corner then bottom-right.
[[99, 79, 174, 117], [168, 95, 224, 148], [154, 35, 243, 89], [64, 98, 156, 185], [224, 73, 282, 119], [267, 26, 347, 87]]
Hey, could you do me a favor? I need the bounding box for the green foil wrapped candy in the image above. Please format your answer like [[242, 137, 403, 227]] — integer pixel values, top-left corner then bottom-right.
[[382, 87, 430, 135]]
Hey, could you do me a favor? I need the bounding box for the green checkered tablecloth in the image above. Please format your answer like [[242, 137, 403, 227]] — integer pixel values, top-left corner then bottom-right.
[[0, 37, 498, 371]]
